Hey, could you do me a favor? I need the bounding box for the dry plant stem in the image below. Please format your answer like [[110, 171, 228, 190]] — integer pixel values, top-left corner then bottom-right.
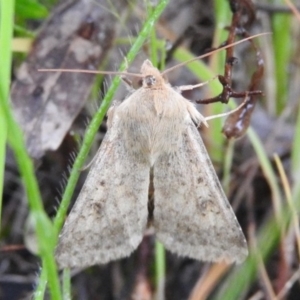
[[277, 268, 300, 299], [247, 188, 277, 299], [196, 0, 264, 138], [274, 154, 300, 260], [256, 3, 300, 14], [276, 241, 290, 293], [222, 33, 264, 138], [188, 263, 230, 300], [196, 0, 262, 104], [222, 1, 264, 138], [0, 244, 26, 251], [257, 253, 277, 300], [248, 291, 265, 300], [266, 157, 289, 293], [284, 0, 300, 21], [132, 237, 153, 300]]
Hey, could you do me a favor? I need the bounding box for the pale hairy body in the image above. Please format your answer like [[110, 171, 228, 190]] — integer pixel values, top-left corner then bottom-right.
[[56, 60, 248, 268]]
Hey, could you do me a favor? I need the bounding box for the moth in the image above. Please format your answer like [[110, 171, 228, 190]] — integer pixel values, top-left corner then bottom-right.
[[55, 59, 248, 269]]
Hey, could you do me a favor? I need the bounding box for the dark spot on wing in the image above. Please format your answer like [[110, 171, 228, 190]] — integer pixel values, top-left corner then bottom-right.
[[201, 201, 208, 210], [199, 200, 220, 215], [93, 203, 102, 214], [77, 17, 95, 40], [32, 85, 44, 97]]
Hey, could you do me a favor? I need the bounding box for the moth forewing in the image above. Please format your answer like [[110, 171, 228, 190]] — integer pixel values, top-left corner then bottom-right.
[[55, 111, 151, 269], [153, 120, 248, 263], [56, 59, 248, 269]]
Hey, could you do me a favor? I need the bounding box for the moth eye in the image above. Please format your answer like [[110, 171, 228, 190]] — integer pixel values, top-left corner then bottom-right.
[[137, 79, 143, 87], [32, 85, 44, 97], [144, 75, 156, 87]]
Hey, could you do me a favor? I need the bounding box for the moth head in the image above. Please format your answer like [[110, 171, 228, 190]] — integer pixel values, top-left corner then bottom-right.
[[143, 75, 157, 88], [141, 59, 166, 89]]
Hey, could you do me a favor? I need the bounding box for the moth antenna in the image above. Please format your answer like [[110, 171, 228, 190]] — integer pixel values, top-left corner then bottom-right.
[[38, 68, 144, 78], [204, 95, 249, 122], [162, 32, 271, 75]]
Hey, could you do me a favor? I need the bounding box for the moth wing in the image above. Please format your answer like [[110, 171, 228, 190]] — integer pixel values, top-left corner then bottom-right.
[[153, 121, 248, 263], [56, 120, 150, 269]]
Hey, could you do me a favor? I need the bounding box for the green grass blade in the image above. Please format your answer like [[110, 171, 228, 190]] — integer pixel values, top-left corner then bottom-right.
[[209, 0, 232, 162], [3, 84, 62, 300], [62, 268, 71, 300], [0, 109, 6, 226], [0, 0, 13, 226], [155, 241, 166, 300], [291, 102, 300, 180], [271, 7, 291, 113], [0, 0, 61, 298]]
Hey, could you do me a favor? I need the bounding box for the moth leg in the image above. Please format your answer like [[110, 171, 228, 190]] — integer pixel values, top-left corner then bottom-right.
[[121, 75, 134, 91], [177, 76, 217, 92]]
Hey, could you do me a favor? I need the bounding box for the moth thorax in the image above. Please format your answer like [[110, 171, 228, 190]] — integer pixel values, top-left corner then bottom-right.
[[144, 75, 156, 88]]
